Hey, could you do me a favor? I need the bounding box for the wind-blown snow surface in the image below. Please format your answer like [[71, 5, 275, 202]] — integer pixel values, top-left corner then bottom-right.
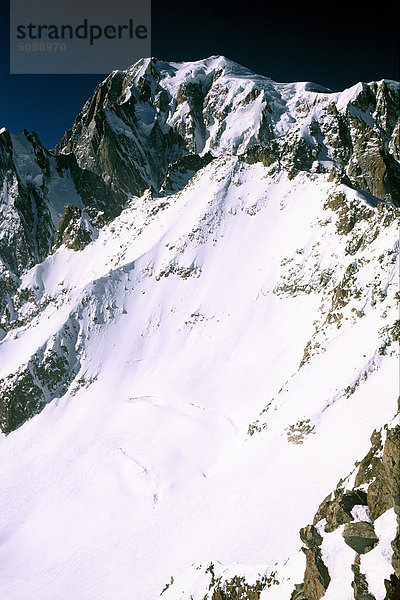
[[0, 148, 398, 593]]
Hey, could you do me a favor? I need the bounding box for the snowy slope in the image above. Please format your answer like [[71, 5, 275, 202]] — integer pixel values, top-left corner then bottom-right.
[[0, 57, 399, 600]]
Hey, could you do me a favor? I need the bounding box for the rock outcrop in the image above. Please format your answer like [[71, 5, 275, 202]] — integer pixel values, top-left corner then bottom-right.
[[291, 423, 400, 599]]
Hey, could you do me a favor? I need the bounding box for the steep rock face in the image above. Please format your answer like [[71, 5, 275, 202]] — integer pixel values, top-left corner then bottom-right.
[[0, 306, 82, 433], [0, 129, 55, 334], [0, 128, 125, 333], [0, 129, 54, 275], [346, 114, 400, 205], [53, 205, 96, 251], [56, 63, 187, 197], [298, 525, 331, 599]]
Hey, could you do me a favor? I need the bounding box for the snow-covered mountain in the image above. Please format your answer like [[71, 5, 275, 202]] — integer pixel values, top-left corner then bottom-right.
[[0, 56, 399, 600]]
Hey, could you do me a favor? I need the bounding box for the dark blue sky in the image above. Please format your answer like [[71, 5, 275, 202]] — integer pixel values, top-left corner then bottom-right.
[[1, 0, 399, 149]]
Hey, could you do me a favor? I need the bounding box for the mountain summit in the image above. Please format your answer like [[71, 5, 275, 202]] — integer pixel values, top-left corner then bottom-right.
[[0, 57, 399, 600], [57, 56, 400, 204]]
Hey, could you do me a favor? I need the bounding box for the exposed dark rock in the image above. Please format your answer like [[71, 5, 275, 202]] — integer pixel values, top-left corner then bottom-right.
[[366, 426, 400, 577], [290, 583, 307, 599], [54, 205, 95, 251], [56, 64, 192, 197], [324, 192, 375, 236], [0, 176, 54, 276], [347, 117, 400, 207], [342, 521, 379, 553], [55, 152, 125, 221], [384, 574, 400, 600], [160, 152, 214, 193], [198, 562, 278, 600], [323, 191, 398, 259], [367, 426, 400, 522], [0, 128, 127, 293], [0, 368, 45, 434], [354, 430, 384, 488], [176, 81, 204, 107], [241, 88, 261, 106], [0, 316, 81, 433], [313, 488, 368, 533], [286, 419, 315, 444], [239, 142, 279, 167], [351, 559, 376, 600], [0, 270, 20, 330], [208, 576, 265, 600], [298, 525, 331, 600], [286, 137, 319, 178]]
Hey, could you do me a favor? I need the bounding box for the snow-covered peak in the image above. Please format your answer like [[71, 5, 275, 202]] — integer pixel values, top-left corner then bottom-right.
[[60, 56, 400, 185], [57, 56, 399, 207], [124, 55, 261, 85]]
